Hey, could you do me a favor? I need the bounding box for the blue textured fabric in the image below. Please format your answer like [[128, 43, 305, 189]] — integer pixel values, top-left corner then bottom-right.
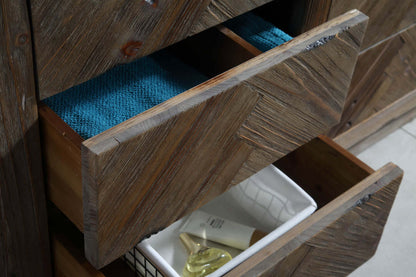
[[224, 12, 292, 52], [44, 50, 208, 139]]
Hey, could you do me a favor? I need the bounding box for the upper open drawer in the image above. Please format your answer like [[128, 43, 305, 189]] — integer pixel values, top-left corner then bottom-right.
[[39, 10, 368, 268]]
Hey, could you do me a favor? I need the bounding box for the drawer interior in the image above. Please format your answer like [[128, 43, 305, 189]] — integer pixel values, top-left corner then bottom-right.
[[40, 10, 368, 268], [49, 136, 402, 276], [230, 137, 402, 276], [274, 135, 374, 207]]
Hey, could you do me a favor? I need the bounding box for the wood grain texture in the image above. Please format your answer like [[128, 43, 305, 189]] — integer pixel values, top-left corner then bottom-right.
[[216, 26, 263, 57], [81, 11, 367, 268], [335, 89, 416, 155], [31, 0, 274, 99], [39, 104, 84, 231], [328, 0, 416, 49], [274, 136, 374, 208], [328, 23, 416, 137], [0, 0, 52, 276], [225, 162, 403, 276]]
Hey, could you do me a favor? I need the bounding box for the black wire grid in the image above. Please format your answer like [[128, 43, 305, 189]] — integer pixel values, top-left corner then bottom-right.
[[124, 245, 164, 277]]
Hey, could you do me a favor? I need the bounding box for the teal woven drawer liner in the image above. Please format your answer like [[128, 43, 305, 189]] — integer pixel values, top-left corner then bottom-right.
[[224, 12, 292, 52]]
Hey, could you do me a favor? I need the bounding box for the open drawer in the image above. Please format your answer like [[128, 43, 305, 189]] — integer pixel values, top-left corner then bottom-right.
[[50, 136, 403, 276], [39, 10, 368, 268]]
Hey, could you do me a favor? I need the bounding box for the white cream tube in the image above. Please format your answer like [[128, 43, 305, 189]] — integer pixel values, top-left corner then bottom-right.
[[179, 210, 265, 250]]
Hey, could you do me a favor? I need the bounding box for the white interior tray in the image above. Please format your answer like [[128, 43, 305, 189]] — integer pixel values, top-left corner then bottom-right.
[[126, 164, 317, 276]]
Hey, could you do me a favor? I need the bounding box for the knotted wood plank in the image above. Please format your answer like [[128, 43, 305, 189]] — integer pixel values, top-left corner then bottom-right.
[[0, 0, 51, 275], [31, 0, 274, 99]]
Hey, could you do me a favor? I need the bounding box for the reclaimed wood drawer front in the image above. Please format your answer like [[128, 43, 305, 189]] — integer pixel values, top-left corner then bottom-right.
[[39, 11, 368, 268], [50, 136, 403, 276], [31, 0, 275, 99]]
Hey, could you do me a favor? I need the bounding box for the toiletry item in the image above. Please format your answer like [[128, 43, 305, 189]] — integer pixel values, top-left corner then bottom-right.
[[180, 211, 266, 250], [180, 233, 232, 277]]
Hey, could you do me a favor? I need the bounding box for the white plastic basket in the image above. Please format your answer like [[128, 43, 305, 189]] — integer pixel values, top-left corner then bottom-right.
[[125, 164, 317, 277]]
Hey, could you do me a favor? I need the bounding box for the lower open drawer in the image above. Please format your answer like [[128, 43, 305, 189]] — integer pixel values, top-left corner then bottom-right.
[[50, 136, 403, 276]]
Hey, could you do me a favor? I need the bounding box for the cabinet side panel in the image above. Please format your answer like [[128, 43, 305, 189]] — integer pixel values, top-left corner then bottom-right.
[[0, 0, 51, 275]]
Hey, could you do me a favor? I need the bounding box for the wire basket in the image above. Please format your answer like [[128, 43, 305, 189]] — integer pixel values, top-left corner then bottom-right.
[[124, 245, 163, 277]]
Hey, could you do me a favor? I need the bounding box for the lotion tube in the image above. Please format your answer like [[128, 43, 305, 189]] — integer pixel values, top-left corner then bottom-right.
[[180, 211, 265, 250]]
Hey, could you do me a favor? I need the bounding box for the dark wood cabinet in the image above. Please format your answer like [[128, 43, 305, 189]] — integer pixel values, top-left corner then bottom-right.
[[1, 0, 414, 276]]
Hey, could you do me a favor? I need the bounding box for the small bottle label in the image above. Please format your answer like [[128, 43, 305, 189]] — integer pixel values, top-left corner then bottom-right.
[[180, 211, 256, 250], [207, 217, 224, 229]]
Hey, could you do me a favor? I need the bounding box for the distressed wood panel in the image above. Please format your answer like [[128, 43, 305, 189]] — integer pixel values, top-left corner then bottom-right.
[[225, 161, 402, 276], [80, 11, 367, 268], [0, 0, 51, 276], [294, 0, 416, 49], [328, 24, 416, 137], [190, 0, 274, 35], [31, 0, 274, 99], [328, 0, 416, 49], [335, 89, 416, 155]]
